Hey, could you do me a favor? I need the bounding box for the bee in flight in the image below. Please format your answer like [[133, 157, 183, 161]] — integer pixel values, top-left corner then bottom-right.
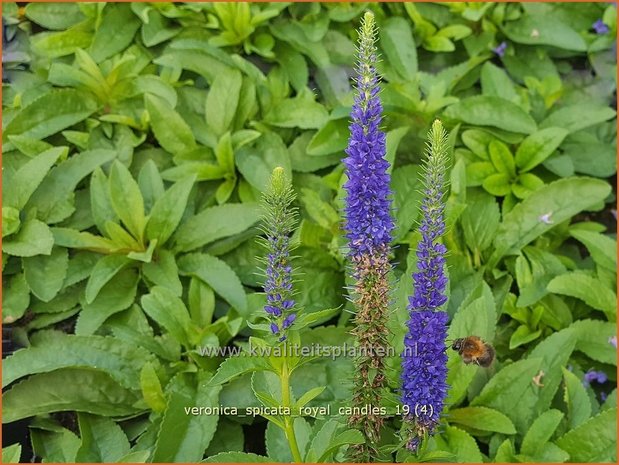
[[451, 336, 495, 367]]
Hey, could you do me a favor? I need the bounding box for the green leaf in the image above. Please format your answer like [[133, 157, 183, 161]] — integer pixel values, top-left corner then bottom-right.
[[138, 160, 166, 213], [215, 132, 235, 174], [425, 35, 455, 52], [466, 161, 496, 186], [513, 172, 544, 199], [52, 227, 117, 253], [142, 249, 183, 296], [2, 444, 21, 463], [482, 173, 511, 196], [548, 272, 616, 321], [562, 368, 592, 429], [141, 286, 193, 347], [24, 2, 85, 30], [264, 91, 328, 129], [209, 356, 275, 386], [444, 96, 537, 134], [489, 178, 612, 267], [89, 3, 140, 62], [540, 104, 616, 132], [442, 426, 483, 462], [203, 452, 272, 463], [174, 203, 261, 252], [23, 247, 69, 302], [31, 25, 92, 58], [206, 68, 243, 137], [509, 325, 542, 349], [2, 333, 153, 389], [2, 273, 30, 324], [2, 219, 54, 257], [2, 206, 20, 238], [29, 149, 117, 224], [236, 132, 291, 192], [3, 89, 98, 143], [146, 175, 195, 246], [471, 358, 543, 433], [448, 406, 517, 434], [521, 409, 564, 457], [480, 62, 518, 102], [503, 16, 586, 51], [571, 319, 617, 365], [178, 253, 247, 313], [392, 165, 423, 240], [117, 450, 151, 463], [569, 229, 617, 272], [489, 140, 515, 176], [385, 126, 410, 174], [527, 329, 577, 423], [461, 190, 500, 252], [8, 135, 54, 157], [205, 419, 244, 457], [90, 167, 117, 234], [3, 146, 65, 209], [315, 427, 364, 462], [145, 93, 196, 155], [75, 269, 139, 335], [380, 17, 418, 80], [153, 374, 221, 462], [555, 408, 617, 462], [515, 127, 568, 172], [30, 424, 80, 463], [307, 118, 349, 156], [75, 413, 130, 462], [494, 439, 515, 462], [139, 8, 180, 47], [109, 161, 147, 243], [2, 368, 142, 423], [462, 129, 493, 160], [140, 362, 166, 413], [85, 254, 133, 304]]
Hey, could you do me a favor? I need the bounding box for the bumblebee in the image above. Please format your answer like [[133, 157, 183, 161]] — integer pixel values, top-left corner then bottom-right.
[[451, 336, 495, 367]]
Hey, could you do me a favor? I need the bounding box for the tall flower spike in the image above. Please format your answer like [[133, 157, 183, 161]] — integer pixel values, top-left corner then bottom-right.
[[401, 120, 450, 451], [343, 11, 395, 461], [260, 167, 297, 342]]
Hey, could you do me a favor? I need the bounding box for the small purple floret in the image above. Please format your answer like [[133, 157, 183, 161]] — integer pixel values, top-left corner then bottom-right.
[[493, 41, 507, 57], [583, 369, 608, 387], [593, 19, 610, 35]]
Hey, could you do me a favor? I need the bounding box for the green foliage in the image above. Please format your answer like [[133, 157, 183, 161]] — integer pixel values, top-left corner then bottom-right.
[[2, 2, 616, 463]]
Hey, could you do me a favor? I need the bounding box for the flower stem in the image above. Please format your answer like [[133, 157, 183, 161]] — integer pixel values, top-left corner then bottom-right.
[[281, 360, 303, 463]]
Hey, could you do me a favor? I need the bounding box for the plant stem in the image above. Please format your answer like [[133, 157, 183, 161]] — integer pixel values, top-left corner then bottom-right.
[[281, 360, 303, 463]]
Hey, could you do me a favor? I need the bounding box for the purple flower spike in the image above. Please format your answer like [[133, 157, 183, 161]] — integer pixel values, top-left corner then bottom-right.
[[401, 120, 451, 451], [593, 19, 610, 35], [493, 41, 507, 57], [260, 167, 298, 340], [609, 335, 617, 348], [343, 15, 394, 260], [343, 12, 395, 461]]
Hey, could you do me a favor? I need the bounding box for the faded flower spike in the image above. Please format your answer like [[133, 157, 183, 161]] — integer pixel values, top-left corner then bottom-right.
[[260, 167, 297, 342], [343, 11, 395, 461], [401, 120, 450, 452]]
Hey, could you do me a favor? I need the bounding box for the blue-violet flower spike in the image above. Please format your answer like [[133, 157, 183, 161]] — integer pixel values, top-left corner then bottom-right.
[[343, 11, 395, 462], [401, 120, 451, 452], [260, 167, 298, 342]]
